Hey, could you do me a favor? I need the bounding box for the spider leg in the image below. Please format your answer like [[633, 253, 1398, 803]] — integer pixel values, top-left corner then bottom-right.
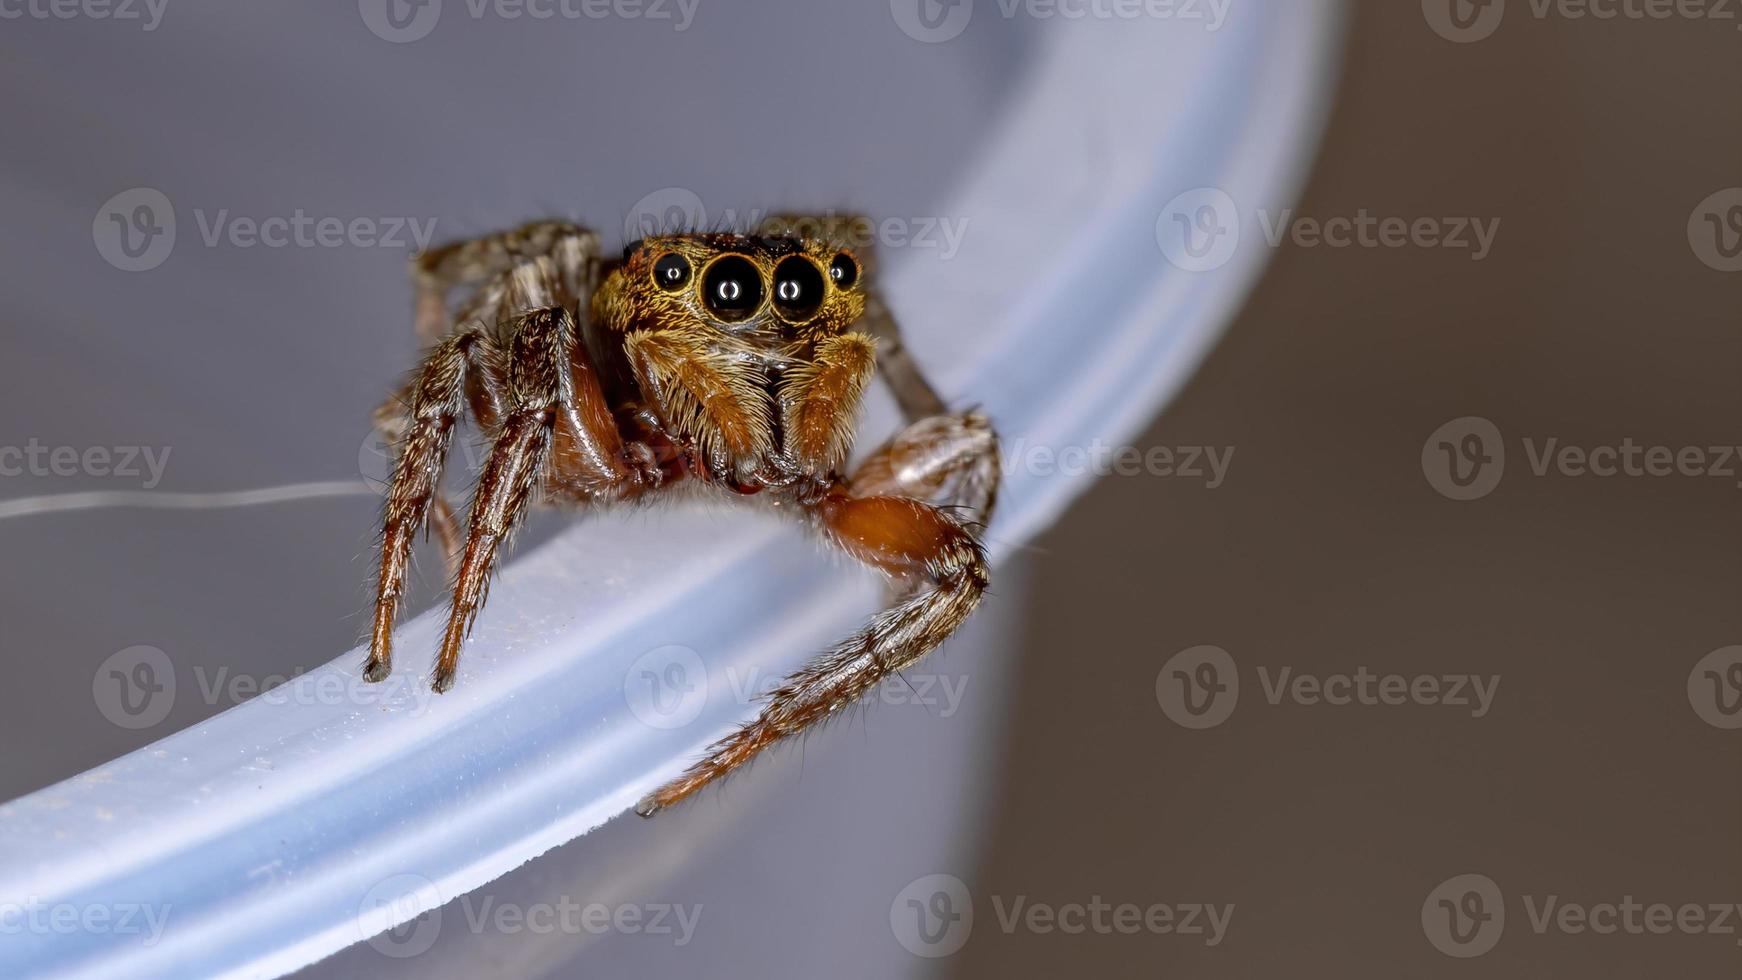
[[848, 410, 1001, 531], [861, 290, 949, 422], [412, 220, 597, 342], [365, 326, 506, 683], [429, 275, 659, 692], [847, 288, 1002, 527], [430, 306, 571, 692], [635, 489, 988, 816], [371, 384, 473, 583]]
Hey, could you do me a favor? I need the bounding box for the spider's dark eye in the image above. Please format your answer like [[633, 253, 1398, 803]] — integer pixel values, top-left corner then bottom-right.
[[829, 253, 859, 289], [772, 256, 825, 319], [701, 255, 763, 321], [652, 253, 691, 291]]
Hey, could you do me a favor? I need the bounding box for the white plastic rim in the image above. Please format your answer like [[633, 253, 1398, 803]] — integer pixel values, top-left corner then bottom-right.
[[0, 5, 1347, 977]]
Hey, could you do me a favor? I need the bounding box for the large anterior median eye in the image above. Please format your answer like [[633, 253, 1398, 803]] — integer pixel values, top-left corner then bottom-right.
[[652, 253, 691, 291], [701, 255, 763, 321], [772, 256, 825, 320]]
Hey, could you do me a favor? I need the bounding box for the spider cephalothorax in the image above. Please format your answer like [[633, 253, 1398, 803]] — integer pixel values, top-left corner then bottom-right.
[[363, 218, 999, 816], [590, 233, 875, 486]]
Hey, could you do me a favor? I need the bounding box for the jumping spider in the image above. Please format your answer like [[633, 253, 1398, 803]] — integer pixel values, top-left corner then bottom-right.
[[363, 217, 1000, 816]]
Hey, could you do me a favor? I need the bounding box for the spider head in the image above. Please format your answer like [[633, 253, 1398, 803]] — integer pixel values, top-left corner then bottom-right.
[[595, 224, 868, 340]]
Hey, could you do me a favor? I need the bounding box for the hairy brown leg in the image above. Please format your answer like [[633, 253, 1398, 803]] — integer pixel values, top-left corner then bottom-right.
[[393, 244, 644, 692], [412, 220, 595, 343], [861, 291, 949, 422], [365, 327, 505, 683], [635, 489, 988, 816], [849, 411, 1001, 530], [382, 222, 598, 590], [371, 385, 472, 584], [431, 307, 571, 692], [846, 289, 1001, 526]]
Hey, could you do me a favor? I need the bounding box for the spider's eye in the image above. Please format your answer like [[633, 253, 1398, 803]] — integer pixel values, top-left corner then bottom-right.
[[652, 253, 691, 291], [828, 252, 859, 289], [772, 256, 825, 319], [701, 255, 764, 321]]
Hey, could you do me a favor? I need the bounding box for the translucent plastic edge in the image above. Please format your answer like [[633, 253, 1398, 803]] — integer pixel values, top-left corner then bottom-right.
[[0, 7, 1347, 978]]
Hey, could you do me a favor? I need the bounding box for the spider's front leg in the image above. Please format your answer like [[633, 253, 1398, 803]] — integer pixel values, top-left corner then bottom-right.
[[856, 289, 1001, 527], [635, 485, 989, 817], [849, 410, 1000, 531], [412, 220, 596, 342], [365, 326, 505, 683], [431, 297, 636, 693]]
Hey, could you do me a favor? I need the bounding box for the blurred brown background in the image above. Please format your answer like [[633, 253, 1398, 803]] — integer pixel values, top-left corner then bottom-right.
[[962, 3, 1741, 977]]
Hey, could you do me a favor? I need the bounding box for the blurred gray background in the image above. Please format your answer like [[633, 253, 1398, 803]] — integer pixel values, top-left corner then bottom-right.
[[2, 1, 1739, 978]]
